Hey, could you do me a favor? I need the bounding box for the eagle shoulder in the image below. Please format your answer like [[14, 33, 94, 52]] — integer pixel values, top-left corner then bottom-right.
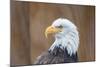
[[34, 47, 78, 65]]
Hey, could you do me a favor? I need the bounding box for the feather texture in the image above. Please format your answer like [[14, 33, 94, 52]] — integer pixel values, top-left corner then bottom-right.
[[34, 47, 78, 64]]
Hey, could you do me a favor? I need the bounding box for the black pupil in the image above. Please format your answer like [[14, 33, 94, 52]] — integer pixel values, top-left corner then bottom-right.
[[57, 25, 63, 28]]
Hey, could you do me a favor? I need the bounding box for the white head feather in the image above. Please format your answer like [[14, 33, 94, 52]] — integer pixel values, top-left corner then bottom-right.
[[49, 18, 79, 56]]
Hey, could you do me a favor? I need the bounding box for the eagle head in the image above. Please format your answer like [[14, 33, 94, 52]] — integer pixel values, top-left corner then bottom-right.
[[45, 18, 79, 56]]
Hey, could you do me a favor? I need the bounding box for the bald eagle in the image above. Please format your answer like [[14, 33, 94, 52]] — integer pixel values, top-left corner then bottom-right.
[[34, 18, 79, 64]]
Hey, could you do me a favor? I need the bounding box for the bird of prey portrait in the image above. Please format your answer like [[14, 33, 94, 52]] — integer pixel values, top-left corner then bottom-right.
[[34, 18, 79, 64]]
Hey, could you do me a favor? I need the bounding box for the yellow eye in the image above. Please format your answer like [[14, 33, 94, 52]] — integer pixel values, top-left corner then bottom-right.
[[56, 25, 63, 28]]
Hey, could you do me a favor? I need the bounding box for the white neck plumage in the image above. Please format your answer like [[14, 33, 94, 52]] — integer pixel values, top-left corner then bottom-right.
[[49, 28, 79, 56]]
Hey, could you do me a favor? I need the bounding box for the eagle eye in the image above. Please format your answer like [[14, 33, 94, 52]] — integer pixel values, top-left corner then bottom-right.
[[56, 25, 63, 28]]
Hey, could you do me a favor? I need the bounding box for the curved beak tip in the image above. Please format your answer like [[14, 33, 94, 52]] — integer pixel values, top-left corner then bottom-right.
[[45, 32, 48, 38], [44, 26, 62, 38]]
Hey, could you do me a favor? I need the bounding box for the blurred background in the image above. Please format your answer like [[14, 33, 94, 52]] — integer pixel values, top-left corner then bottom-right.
[[11, 1, 95, 66]]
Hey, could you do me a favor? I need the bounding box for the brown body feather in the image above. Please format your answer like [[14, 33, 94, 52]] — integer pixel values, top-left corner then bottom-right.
[[34, 47, 78, 65]]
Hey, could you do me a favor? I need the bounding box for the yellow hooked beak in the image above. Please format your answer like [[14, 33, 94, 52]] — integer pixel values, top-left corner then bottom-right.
[[45, 26, 62, 38]]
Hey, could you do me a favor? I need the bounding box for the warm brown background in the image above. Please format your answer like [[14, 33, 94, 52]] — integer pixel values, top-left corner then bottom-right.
[[11, 1, 95, 66]]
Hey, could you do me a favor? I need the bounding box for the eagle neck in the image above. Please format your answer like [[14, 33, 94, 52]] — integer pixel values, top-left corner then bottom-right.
[[49, 29, 79, 56]]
